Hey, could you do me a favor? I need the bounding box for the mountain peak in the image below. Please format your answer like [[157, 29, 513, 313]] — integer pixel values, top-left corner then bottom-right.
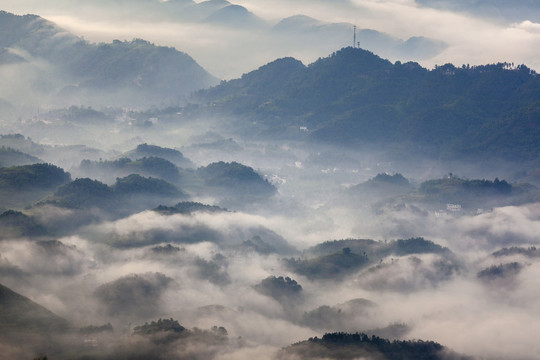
[[196, 47, 540, 161], [273, 14, 324, 31], [203, 4, 267, 28], [316, 46, 393, 72]]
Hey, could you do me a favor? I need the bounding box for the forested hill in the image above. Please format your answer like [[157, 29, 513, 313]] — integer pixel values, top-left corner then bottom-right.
[[0, 11, 218, 107], [281, 332, 468, 360], [195, 47, 540, 162]]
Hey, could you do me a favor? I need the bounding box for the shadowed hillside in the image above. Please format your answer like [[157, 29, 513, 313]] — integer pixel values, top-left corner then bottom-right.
[[0, 283, 69, 334]]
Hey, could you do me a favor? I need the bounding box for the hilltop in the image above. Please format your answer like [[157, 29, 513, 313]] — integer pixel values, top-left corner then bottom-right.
[[195, 47, 540, 163]]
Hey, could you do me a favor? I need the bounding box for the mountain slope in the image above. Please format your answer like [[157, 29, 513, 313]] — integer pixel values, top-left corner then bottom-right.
[[0, 11, 218, 107], [120, 143, 195, 168], [0, 282, 69, 334], [196, 47, 540, 162], [0, 147, 42, 167], [196, 161, 276, 197]]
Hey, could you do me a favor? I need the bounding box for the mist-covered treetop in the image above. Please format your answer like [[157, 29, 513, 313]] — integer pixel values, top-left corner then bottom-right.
[[133, 318, 186, 335], [0, 147, 42, 168], [120, 143, 194, 168], [154, 201, 227, 215], [0, 209, 48, 238], [197, 161, 276, 196], [492, 246, 540, 258], [280, 331, 464, 360], [419, 176, 512, 196], [0, 163, 71, 190], [45, 174, 185, 210], [80, 156, 181, 184], [112, 173, 184, 197], [305, 237, 448, 258], [347, 173, 412, 196], [370, 173, 410, 186], [287, 237, 452, 280]]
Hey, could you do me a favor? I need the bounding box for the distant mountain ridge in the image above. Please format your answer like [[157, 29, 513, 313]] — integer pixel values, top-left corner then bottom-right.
[[202, 4, 267, 28], [272, 15, 447, 60], [196, 47, 540, 162], [0, 7, 448, 99], [0, 10, 218, 107]]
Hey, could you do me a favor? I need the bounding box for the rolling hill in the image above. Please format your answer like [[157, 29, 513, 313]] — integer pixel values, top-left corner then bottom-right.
[[280, 332, 468, 360], [0, 147, 42, 167], [195, 46, 540, 162], [119, 144, 195, 169]]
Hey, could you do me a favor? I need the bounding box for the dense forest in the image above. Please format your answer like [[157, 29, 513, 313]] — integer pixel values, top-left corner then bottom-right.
[[196, 47, 540, 162], [280, 332, 469, 360]]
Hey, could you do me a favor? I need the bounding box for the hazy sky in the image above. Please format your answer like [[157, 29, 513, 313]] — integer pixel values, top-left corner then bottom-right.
[[2, 0, 540, 78]]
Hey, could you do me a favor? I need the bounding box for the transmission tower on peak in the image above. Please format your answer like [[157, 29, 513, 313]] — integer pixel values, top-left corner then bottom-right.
[[353, 25, 357, 48]]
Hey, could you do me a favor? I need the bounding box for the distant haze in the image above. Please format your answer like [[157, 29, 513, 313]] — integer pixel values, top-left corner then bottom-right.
[[1, 0, 539, 78]]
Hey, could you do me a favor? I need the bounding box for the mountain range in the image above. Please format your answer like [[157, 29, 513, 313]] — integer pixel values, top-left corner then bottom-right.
[[272, 15, 447, 61], [0, 8, 449, 111], [195, 47, 540, 163], [1, 8, 538, 166], [0, 10, 218, 108]]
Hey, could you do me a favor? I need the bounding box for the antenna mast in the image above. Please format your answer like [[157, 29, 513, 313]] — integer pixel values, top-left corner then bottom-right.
[[353, 25, 357, 48]]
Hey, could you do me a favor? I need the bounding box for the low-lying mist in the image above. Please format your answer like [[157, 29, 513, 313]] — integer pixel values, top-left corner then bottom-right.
[[1, 109, 540, 359], [0, 2, 539, 359]]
